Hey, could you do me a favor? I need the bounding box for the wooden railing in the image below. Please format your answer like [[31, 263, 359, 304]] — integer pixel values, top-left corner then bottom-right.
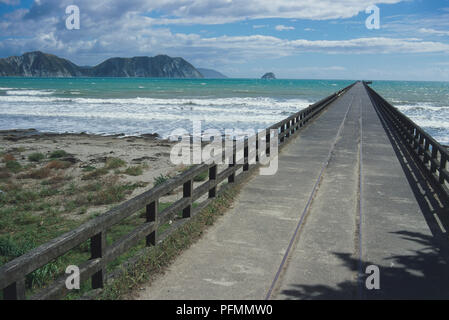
[[0, 82, 355, 300], [364, 82, 449, 201]]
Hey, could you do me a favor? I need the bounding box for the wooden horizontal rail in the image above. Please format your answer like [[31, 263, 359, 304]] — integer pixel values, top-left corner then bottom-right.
[[0, 82, 356, 300], [364, 82, 449, 201]]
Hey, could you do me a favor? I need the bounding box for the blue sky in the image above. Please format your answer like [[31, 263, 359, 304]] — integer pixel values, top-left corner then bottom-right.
[[1, 0, 449, 80]]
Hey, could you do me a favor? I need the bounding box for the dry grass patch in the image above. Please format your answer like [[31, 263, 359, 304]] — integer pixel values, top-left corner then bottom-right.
[[82, 167, 108, 180], [18, 167, 52, 180], [2, 154, 16, 162], [46, 160, 72, 170]]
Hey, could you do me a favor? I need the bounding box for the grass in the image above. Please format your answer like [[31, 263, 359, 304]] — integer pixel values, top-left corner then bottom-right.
[[18, 167, 52, 180], [124, 166, 143, 176], [0, 169, 11, 180], [0, 174, 151, 298], [194, 170, 208, 182], [106, 157, 126, 170], [82, 167, 108, 180], [49, 150, 68, 159], [46, 160, 72, 170], [182, 165, 208, 182], [82, 165, 96, 172], [2, 154, 16, 162], [154, 174, 170, 187], [0, 142, 237, 300], [5, 160, 22, 173], [28, 152, 45, 162]]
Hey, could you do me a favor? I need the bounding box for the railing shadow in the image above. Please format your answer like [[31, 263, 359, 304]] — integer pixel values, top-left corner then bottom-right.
[[280, 230, 449, 299]]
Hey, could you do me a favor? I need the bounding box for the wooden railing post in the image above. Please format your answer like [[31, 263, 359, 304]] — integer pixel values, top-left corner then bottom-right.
[[286, 120, 290, 139], [424, 140, 430, 165], [91, 231, 106, 289], [440, 153, 447, 184], [243, 140, 249, 172], [3, 279, 25, 300], [209, 165, 217, 198], [280, 124, 285, 143], [146, 200, 158, 246], [256, 132, 259, 163], [182, 180, 193, 218], [266, 132, 271, 157], [228, 140, 236, 183], [431, 146, 438, 173]]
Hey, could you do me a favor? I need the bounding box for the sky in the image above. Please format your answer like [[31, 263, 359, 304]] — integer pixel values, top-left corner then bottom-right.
[[0, 0, 449, 80]]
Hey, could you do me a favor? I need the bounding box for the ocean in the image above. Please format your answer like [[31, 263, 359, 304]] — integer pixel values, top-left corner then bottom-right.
[[0, 78, 448, 144]]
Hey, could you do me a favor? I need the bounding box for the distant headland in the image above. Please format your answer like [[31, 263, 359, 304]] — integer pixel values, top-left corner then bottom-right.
[[0, 51, 227, 78]]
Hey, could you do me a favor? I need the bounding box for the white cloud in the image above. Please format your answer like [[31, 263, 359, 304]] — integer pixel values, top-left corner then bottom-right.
[[275, 25, 295, 31], [1, 0, 407, 26], [419, 28, 449, 36]]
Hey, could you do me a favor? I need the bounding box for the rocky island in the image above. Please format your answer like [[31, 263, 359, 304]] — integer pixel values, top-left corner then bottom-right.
[[261, 72, 276, 79]]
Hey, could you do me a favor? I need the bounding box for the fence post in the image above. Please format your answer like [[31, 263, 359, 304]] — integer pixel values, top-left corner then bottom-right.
[[431, 146, 438, 173], [440, 153, 447, 185], [418, 134, 425, 156], [243, 139, 249, 172], [266, 131, 271, 157], [209, 165, 217, 198], [182, 180, 193, 218], [146, 200, 158, 246], [3, 279, 26, 300], [280, 124, 285, 143], [424, 140, 430, 165], [228, 139, 236, 183], [91, 231, 106, 289], [256, 132, 259, 163]]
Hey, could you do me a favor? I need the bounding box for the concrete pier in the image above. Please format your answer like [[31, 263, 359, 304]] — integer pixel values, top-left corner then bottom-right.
[[136, 82, 449, 300]]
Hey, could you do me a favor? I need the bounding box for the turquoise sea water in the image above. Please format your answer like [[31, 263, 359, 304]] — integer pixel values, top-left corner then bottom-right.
[[0, 78, 447, 143]]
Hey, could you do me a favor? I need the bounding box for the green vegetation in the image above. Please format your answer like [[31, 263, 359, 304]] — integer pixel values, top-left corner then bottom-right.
[[154, 174, 170, 187], [28, 152, 45, 162], [124, 166, 143, 176], [194, 170, 208, 182], [49, 150, 68, 159], [82, 167, 108, 180], [0, 144, 234, 300], [82, 165, 96, 172], [105, 157, 126, 170], [5, 160, 22, 173]]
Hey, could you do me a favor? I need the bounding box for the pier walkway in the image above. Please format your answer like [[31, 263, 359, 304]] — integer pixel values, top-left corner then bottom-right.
[[136, 82, 449, 300]]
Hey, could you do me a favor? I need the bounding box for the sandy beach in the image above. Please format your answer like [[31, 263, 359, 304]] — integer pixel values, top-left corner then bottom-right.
[[0, 129, 185, 220]]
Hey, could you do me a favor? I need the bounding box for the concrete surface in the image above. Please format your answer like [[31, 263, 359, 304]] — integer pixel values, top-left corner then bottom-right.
[[135, 82, 449, 300]]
